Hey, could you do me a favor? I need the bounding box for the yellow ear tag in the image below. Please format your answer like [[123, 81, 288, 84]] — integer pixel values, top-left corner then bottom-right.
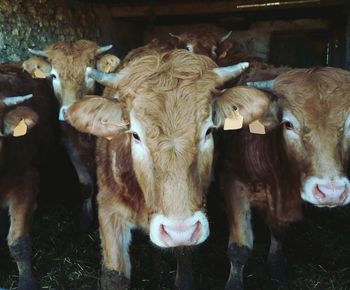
[[13, 119, 28, 137], [249, 120, 266, 134], [104, 64, 112, 73], [33, 68, 47, 79], [224, 108, 243, 130]]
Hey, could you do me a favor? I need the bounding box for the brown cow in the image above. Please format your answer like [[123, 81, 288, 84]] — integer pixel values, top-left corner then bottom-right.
[[220, 67, 350, 289], [167, 28, 291, 83], [65, 49, 270, 289], [23, 40, 115, 228], [169, 26, 233, 62], [0, 63, 57, 290]]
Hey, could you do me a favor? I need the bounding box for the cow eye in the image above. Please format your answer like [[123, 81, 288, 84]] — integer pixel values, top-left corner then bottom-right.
[[283, 121, 294, 130], [132, 132, 141, 142], [205, 127, 214, 137]]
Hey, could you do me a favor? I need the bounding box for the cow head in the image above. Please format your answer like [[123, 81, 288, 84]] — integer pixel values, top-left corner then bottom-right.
[[248, 67, 350, 207], [23, 40, 113, 121], [169, 30, 233, 61], [66, 50, 269, 248], [0, 94, 38, 138]]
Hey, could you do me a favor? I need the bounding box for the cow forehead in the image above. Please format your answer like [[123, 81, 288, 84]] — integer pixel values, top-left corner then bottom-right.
[[45, 41, 98, 79], [118, 49, 217, 117], [276, 67, 350, 126], [132, 92, 211, 139]]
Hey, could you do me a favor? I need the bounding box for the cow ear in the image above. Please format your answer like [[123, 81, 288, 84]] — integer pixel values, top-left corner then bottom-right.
[[213, 86, 278, 130], [3, 106, 39, 137], [217, 39, 236, 60], [22, 56, 52, 79], [96, 54, 121, 73], [66, 95, 128, 138]]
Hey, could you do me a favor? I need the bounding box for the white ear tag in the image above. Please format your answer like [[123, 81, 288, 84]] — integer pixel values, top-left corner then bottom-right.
[[13, 119, 28, 137], [224, 108, 243, 130], [249, 120, 266, 134], [33, 68, 47, 79]]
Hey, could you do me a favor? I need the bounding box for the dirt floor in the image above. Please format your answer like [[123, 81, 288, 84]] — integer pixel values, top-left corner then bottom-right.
[[0, 145, 350, 290]]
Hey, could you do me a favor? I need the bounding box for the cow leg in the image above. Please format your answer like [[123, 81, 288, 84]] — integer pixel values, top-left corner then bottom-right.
[[222, 179, 253, 290], [0, 207, 9, 242], [173, 248, 195, 290], [99, 209, 131, 290], [64, 142, 94, 230], [267, 226, 288, 284], [8, 180, 38, 290]]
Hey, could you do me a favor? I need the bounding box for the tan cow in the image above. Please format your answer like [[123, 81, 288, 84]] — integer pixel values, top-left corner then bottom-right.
[[65, 49, 270, 289], [23, 40, 115, 228], [221, 67, 350, 289]]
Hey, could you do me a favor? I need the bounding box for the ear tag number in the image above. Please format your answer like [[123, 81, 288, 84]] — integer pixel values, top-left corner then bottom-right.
[[13, 119, 28, 137], [33, 68, 46, 79], [224, 108, 243, 130], [249, 120, 266, 134]]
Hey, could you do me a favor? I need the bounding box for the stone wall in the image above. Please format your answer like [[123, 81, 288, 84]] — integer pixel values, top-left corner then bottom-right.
[[0, 0, 111, 63]]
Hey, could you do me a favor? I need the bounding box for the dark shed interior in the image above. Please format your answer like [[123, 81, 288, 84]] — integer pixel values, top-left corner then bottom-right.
[[0, 0, 350, 289]]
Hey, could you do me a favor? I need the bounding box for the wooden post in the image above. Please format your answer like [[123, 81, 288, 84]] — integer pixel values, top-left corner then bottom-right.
[[345, 8, 350, 69]]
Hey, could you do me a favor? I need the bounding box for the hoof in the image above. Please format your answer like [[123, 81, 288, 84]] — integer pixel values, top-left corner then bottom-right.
[[100, 267, 130, 290], [18, 279, 39, 290], [79, 197, 94, 231], [224, 275, 244, 290], [268, 250, 288, 284]]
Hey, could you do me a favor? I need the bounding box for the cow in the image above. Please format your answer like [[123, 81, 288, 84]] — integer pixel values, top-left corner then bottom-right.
[[168, 26, 233, 62], [0, 63, 57, 290], [64, 49, 271, 289], [22, 39, 115, 228], [220, 67, 350, 289], [167, 28, 291, 84]]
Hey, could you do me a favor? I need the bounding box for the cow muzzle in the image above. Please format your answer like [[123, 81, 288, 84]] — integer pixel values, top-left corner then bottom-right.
[[302, 177, 350, 207], [149, 211, 209, 248]]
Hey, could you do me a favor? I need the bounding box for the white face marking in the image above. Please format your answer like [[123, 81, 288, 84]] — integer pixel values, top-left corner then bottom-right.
[[130, 110, 150, 160], [51, 68, 61, 95], [211, 45, 217, 57], [84, 68, 95, 91], [282, 110, 300, 140], [344, 113, 350, 137], [199, 116, 214, 151], [186, 43, 194, 52]]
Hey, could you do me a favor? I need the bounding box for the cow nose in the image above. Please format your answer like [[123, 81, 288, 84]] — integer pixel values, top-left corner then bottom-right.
[[160, 221, 201, 247], [150, 211, 209, 248], [313, 183, 348, 205]]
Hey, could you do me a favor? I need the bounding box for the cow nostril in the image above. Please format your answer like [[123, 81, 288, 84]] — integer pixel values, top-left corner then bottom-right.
[[315, 185, 326, 199]]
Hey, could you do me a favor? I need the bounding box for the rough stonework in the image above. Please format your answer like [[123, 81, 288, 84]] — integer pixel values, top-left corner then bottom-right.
[[0, 0, 101, 62]]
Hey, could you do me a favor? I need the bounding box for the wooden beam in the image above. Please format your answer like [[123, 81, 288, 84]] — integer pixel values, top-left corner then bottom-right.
[[110, 0, 344, 18]]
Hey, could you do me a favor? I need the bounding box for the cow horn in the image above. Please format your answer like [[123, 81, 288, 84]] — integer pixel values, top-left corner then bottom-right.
[[213, 62, 249, 82], [169, 33, 182, 41], [246, 80, 275, 90], [28, 48, 46, 57], [220, 31, 232, 43], [96, 45, 113, 55], [87, 67, 121, 88], [2, 94, 33, 106]]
